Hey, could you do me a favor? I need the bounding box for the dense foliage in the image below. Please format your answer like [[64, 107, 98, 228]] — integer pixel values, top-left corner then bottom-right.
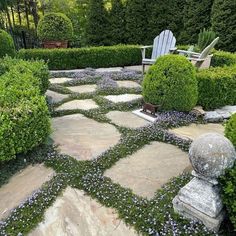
[[0, 58, 50, 162], [0, 30, 15, 58], [180, 0, 214, 44], [197, 29, 216, 51], [211, 51, 236, 67], [18, 45, 142, 70], [37, 13, 73, 41], [211, 0, 236, 52], [197, 65, 236, 110], [225, 114, 236, 147], [142, 55, 198, 111]]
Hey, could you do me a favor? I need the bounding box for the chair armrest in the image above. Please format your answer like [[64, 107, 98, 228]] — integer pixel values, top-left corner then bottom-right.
[[140, 45, 153, 59], [170, 47, 177, 52], [177, 49, 200, 56], [188, 57, 205, 62]]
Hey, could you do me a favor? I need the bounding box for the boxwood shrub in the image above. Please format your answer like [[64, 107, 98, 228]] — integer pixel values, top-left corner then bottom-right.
[[18, 45, 142, 70], [225, 113, 236, 147], [142, 55, 198, 112], [0, 61, 51, 162], [37, 13, 73, 41], [0, 57, 49, 94], [0, 30, 15, 58], [197, 65, 236, 110]]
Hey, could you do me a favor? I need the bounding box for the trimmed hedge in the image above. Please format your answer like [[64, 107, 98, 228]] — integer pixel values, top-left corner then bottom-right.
[[0, 57, 49, 94], [197, 65, 236, 110], [142, 55, 198, 112], [18, 45, 142, 70], [37, 13, 73, 41], [0, 59, 50, 162], [225, 113, 236, 147], [212, 51, 236, 67], [0, 30, 15, 58]]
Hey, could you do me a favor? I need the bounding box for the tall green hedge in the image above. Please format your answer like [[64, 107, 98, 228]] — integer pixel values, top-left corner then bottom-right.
[[0, 59, 50, 162], [197, 65, 236, 109], [18, 45, 142, 70], [211, 0, 236, 52], [0, 30, 15, 58], [180, 0, 214, 44]]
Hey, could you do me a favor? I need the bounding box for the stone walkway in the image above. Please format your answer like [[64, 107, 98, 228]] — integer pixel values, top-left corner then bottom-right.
[[0, 164, 54, 220]]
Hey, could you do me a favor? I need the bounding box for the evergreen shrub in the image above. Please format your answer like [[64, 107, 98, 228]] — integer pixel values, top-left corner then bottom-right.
[[142, 55, 198, 112], [37, 13, 73, 41], [0, 30, 15, 58]]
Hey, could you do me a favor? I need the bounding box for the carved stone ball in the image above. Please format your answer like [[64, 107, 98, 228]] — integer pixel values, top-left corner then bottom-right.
[[189, 133, 236, 179]]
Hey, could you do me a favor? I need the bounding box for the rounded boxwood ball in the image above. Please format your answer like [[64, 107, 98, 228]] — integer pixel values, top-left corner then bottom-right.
[[37, 13, 73, 41], [142, 55, 198, 112], [0, 30, 15, 58]]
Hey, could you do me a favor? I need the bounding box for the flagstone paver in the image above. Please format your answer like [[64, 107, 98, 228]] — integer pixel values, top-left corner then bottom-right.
[[105, 142, 190, 199], [96, 67, 123, 73], [29, 187, 137, 236], [46, 90, 69, 103], [104, 94, 142, 103], [66, 84, 97, 94], [49, 77, 73, 84], [116, 80, 141, 89], [0, 164, 55, 220], [56, 99, 99, 111], [51, 114, 121, 160], [106, 111, 150, 128], [170, 123, 224, 140]]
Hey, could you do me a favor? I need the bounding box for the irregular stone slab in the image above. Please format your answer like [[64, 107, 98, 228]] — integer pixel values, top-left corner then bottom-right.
[[124, 65, 150, 72], [56, 99, 99, 111], [0, 164, 54, 220], [204, 111, 224, 122], [105, 142, 190, 199], [116, 80, 141, 89], [104, 94, 142, 103], [170, 123, 224, 140], [46, 90, 69, 103], [220, 105, 236, 114], [49, 77, 73, 84], [51, 114, 120, 160], [29, 187, 137, 236], [106, 111, 150, 128], [66, 84, 97, 94], [96, 67, 123, 73], [132, 109, 158, 123]]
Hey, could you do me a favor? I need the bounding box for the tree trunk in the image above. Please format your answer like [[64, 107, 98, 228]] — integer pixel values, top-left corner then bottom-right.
[[10, 6, 15, 27], [17, 0, 22, 25], [24, 0, 30, 29], [30, 0, 39, 28], [5, 7, 13, 32]]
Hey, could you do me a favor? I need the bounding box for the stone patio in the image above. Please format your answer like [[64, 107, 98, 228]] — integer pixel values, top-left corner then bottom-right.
[[56, 99, 99, 111], [29, 187, 137, 236], [49, 77, 73, 84], [66, 85, 97, 93], [116, 80, 141, 89], [105, 142, 190, 199], [170, 123, 225, 140], [0, 164, 54, 220], [106, 111, 150, 128], [104, 94, 142, 103], [46, 90, 69, 103], [51, 114, 121, 160]]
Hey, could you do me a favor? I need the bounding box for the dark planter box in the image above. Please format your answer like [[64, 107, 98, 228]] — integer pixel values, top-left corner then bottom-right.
[[43, 41, 68, 49]]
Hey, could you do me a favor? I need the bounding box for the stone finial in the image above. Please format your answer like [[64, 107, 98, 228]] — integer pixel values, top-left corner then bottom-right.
[[189, 133, 236, 180], [173, 133, 236, 232]]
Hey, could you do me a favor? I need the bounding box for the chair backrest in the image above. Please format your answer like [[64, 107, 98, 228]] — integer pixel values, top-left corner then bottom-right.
[[199, 37, 219, 59], [151, 30, 176, 59]]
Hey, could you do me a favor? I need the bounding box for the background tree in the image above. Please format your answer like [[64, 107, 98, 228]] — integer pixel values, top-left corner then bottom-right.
[[180, 0, 214, 44], [125, 0, 148, 44], [211, 0, 236, 52], [85, 0, 109, 45], [109, 0, 125, 45]]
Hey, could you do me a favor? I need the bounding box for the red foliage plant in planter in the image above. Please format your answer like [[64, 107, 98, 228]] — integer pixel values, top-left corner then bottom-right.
[[37, 13, 73, 49]]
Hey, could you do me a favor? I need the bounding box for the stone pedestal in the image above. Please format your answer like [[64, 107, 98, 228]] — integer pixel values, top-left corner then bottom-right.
[[173, 133, 236, 232]]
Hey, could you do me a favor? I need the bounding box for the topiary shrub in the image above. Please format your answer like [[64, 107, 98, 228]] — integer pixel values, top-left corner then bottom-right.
[[37, 13, 73, 41], [142, 55, 198, 111], [197, 65, 236, 110], [0, 30, 15, 58], [211, 50, 236, 67], [225, 113, 236, 147], [0, 59, 51, 163]]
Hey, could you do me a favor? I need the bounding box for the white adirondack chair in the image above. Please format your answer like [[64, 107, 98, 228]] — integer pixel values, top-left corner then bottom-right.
[[141, 30, 177, 74], [177, 37, 219, 69]]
